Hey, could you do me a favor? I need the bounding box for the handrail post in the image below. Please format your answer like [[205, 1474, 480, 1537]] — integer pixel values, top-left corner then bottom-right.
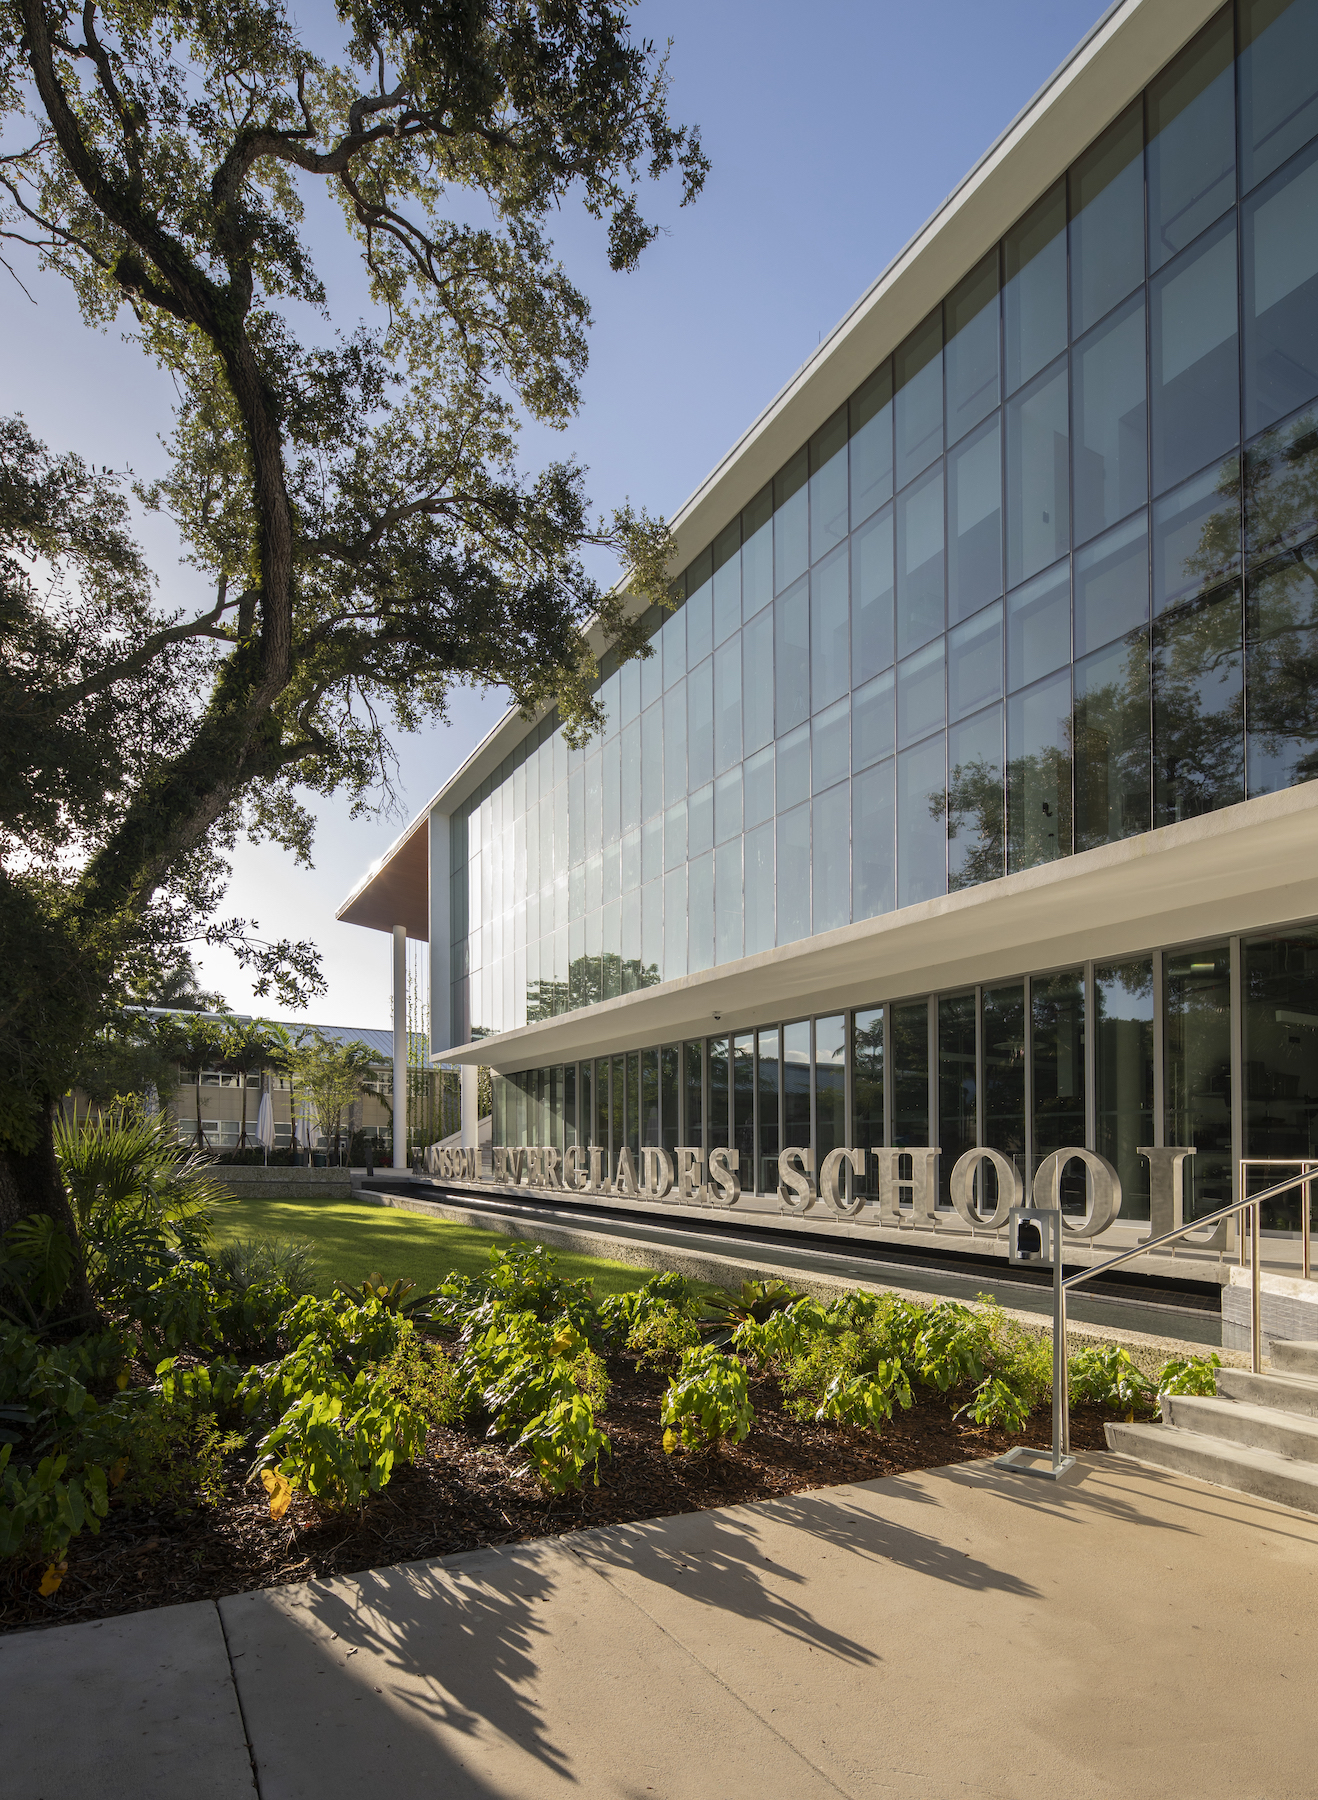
[[1051, 1226, 1065, 1470], [1304, 1162, 1313, 1283], [1251, 1198, 1262, 1375]]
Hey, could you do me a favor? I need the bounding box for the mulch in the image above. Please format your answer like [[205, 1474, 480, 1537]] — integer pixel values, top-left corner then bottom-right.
[[0, 1354, 1115, 1636]]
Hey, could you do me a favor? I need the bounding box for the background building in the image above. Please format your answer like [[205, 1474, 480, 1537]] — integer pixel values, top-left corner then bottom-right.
[[340, 0, 1318, 1261]]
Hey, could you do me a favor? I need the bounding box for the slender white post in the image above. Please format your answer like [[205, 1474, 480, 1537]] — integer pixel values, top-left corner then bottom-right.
[[461, 1063, 478, 1151], [392, 924, 408, 1169]]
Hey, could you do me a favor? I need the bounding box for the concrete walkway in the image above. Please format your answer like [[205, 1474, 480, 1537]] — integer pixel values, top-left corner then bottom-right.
[[6, 1455, 1318, 1798]]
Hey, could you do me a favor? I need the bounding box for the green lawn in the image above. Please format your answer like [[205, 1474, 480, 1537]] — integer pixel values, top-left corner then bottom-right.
[[208, 1192, 658, 1300]]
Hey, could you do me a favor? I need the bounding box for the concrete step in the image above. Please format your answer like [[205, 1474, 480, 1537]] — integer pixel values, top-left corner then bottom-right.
[[1271, 1340, 1318, 1379], [1105, 1421, 1318, 1515], [1216, 1366, 1318, 1418], [1162, 1393, 1318, 1462]]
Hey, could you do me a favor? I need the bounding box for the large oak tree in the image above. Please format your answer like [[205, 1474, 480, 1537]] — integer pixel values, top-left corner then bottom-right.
[[0, 0, 705, 1301]]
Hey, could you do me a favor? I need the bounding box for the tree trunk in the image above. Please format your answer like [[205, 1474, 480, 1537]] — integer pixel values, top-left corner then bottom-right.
[[0, 1107, 100, 1328], [195, 1071, 205, 1151], [239, 1074, 248, 1148]]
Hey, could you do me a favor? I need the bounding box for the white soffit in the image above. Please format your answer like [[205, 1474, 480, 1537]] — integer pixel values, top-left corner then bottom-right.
[[440, 786, 1318, 1070]]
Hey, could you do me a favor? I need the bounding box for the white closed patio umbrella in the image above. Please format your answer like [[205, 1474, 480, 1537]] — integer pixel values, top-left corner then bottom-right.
[[255, 1086, 276, 1166]]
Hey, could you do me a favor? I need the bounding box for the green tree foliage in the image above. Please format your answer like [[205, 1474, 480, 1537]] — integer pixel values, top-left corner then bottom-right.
[[0, 0, 705, 1274], [289, 1028, 377, 1156]]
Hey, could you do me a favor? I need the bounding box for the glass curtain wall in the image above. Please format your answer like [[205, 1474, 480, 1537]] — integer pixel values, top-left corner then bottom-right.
[[455, 1, 1318, 1047]]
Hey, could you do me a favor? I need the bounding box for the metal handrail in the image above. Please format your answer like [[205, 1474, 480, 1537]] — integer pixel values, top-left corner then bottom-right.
[[999, 1163, 1317, 1481]]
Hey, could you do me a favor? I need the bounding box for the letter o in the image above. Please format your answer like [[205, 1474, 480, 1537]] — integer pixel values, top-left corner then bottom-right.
[[948, 1148, 1024, 1229], [1031, 1147, 1123, 1236]]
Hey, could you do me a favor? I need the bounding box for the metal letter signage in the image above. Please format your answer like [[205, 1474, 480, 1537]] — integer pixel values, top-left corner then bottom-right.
[[427, 1136, 1222, 1266]]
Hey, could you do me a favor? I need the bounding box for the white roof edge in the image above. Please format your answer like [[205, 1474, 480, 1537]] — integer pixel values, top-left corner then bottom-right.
[[347, 0, 1219, 862]]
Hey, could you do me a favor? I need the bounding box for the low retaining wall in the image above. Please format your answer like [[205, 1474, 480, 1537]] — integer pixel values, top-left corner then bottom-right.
[[209, 1165, 355, 1202], [1222, 1267, 1318, 1350]]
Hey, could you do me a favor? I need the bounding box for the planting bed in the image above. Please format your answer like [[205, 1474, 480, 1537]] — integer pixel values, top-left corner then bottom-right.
[[1, 1347, 1110, 1635]]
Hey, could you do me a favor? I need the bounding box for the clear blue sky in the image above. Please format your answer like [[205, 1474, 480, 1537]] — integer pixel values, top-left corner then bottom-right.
[[4, 0, 1108, 1027]]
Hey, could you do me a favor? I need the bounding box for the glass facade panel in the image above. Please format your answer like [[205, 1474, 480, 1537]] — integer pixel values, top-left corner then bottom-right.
[[1074, 511, 1150, 657], [896, 464, 945, 657], [1239, 0, 1318, 192], [1245, 407, 1318, 794], [983, 984, 1027, 1192], [895, 312, 944, 489], [783, 1021, 811, 1159], [685, 1040, 703, 1149], [1073, 293, 1148, 547], [1006, 560, 1070, 692], [815, 1014, 847, 1167], [850, 363, 894, 525], [1242, 138, 1318, 435], [852, 505, 895, 684], [853, 1006, 885, 1199], [1006, 359, 1070, 589], [811, 543, 850, 711], [1096, 957, 1154, 1219], [712, 519, 741, 646], [1146, 8, 1236, 272], [1004, 180, 1067, 396], [947, 415, 1003, 623], [896, 733, 946, 907], [776, 802, 810, 945], [775, 576, 810, 735], [1150, 218, 1239, 496], [897, 638, 945, 749], [1007, 666, 1072, 870], [1244, 928, 1318, 1227], [1070, 100, 1145, 337], [757, 1026, 780, 1192], [810, 408, 850, 564], [948, 602, 1002, 722], [734, 1033, 755, 1176], [1165, 943, 1233, 1218], [1033, 969, 1086, 1208], [775, 450, 809, 593], [853, 757, 895, 921], [891, 1001, 930, 1152], [947, 703, 1004, 889], [708, 1037, 729, 1150], [715, 836, 743, 964], [938, 992, 977, 1204], [1074, 628, 1152, 850], [945, 251, 1001, 445], [744, 817, 774, 956], [812, 781, 850, 934], [1152, 580, 1244, 825]]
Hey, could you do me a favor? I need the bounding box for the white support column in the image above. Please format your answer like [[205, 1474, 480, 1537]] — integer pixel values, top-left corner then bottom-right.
[[392, 924, 408, 1169], [461, 1063, 478, 1149]]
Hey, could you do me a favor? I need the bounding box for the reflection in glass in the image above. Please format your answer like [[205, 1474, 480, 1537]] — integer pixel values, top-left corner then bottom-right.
[[1004, 180, 1067, 396], [1074, 629, 1152, 849], [810, 408, 849, 563], [1243, 930, 1318, 1229], [948, 603, 1002, 721], [945, 251, 1000, 444], [744, 818, 774, 956], [938, 992, 977, 1205], [707, 1036, 728, 1149], [714, 637, 741, 774], [1147, 7, 1235, 272], [641, 1048, 660, 1147], [1007, 560, 1070, 692], [734, 1034, 755, 1173], [816, 1014, 847, 1167], [776, 802, 810, 945], [742, 486, 773, 617], [946, 703, 1004, 890], [1153, 455, 1241, 613], [896, 463, 945, 656], [715, 837, 743, 964], [661, 1044, 680, 1154], [1033, 969, 1086, 1209], [852, 1006, 885, 1200], [684, 1040, 703, 1149], [775, 576, 810, 736], [757, 1026, 780, 1192], [813, 696, 849, 791], [852, 758, 895, 921], [1006, 360, 1069, 588], [1152, 582, 1244, 824], [687, 656, 713, 792], [897, 733, 946, 907], [1165, 943, 1233, 1218], [663, 864, 686, 978], [1074, 512, 1149, 657], [852, 505, 895, 683], [897, 638, 945, 749], [661, 604, 685, 689], [891, 1001, 929, 1153], [777, 721, 810, 810], [983, 984, 1026, 1199], [948, 415, 1003, 622], [663, 681, 685, 804], [1069, 99, 1144, 336], [1094, 957, 1155, 1220], [745, 742, 774, 827], [742, 606, 774, 754], [688, 781, 712, 857], [1007, 668, 1072, 870], [1245, 410, 1318, 793], [850, 363, 894, 527], [812, 782, 850, 934], [1150, 219, 1239, 496], [853, 668, 895, 770], [1073, 292, 1148, 546], [714, 766, 742, 844], [783, 1020, 811, 1158], [687, 557, 712, 670], [1242, 140, 1318, 435], [712, 519, 741, 645], [1239, 0, 1318, 193], [775, 449, 808, 593], [811, 543, 850, 711], [895, 312, 944, 489]]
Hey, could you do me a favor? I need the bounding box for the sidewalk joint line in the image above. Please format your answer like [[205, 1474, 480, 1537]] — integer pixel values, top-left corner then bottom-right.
[[215, 1599, 263, 1799]]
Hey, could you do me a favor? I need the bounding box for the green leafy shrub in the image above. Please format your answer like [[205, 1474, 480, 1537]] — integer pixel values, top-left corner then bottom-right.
[[0, 1445, 108, 1562], [133, 1261, 224, 1352], [701, 1278, 805, 1329], [815, 1357, 913, 1430], [1157, 1353, 1221, 1397], [215, 1235, 318, 1298], [955, 1374, 1032, 1432], [1068, 1344, 1156, 1415], [253, 1370, 428, 1510], [628, 1304, 701, 1370], [733, 1296, 833, 1368], [661, 1346, 753, 1454], [515, 1393, 611, 1494], [373, 1329, 465, 1428], [597, 1270, 698, 1343]]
